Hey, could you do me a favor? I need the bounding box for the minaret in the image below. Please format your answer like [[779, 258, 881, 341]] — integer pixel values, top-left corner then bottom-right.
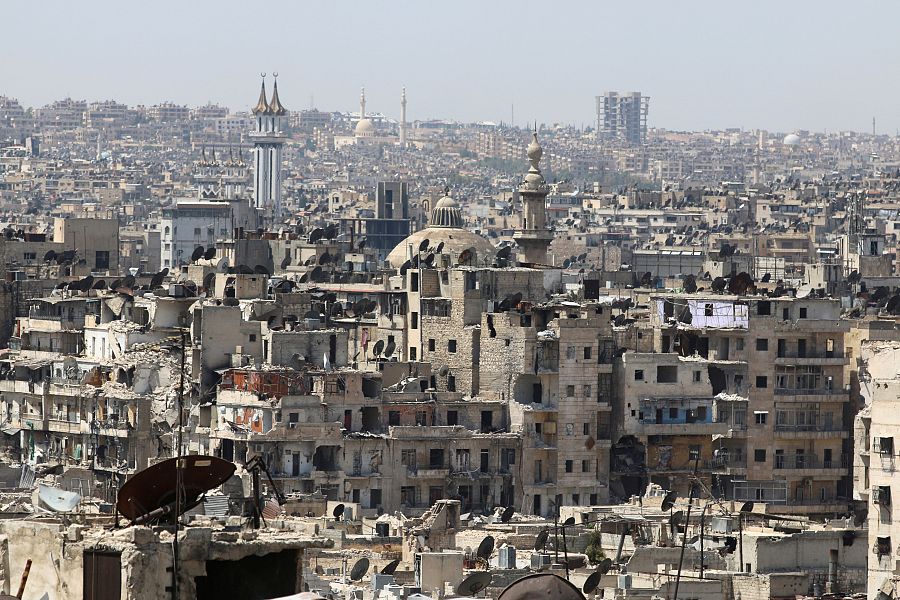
[[399, 87, 407, 147], [249, 73, 287, 222], [513, 127, 553, 265], [360, 87, 366, 120]]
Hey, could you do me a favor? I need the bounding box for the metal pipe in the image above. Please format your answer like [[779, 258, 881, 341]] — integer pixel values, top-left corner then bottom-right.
[[15, 558, 31, 599]]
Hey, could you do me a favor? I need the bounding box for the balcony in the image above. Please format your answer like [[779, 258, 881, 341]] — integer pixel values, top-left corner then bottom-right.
[[773, 454, 849, 476], [707, 454, 747, 474], [774, 424, 848, 439], [633, 421, 728, 436], [774, 353, 849, 366], [774, 388, 849, 402]]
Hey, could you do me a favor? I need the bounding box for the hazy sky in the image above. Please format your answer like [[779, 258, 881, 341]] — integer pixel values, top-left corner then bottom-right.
[[4, 0, 900, 134]]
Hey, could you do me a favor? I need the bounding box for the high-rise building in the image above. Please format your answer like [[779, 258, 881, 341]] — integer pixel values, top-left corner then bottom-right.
[[596, 91, 649, 144], [250, 75, 288, 221]]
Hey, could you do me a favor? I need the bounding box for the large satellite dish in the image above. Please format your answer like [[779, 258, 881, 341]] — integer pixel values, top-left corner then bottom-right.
[[381, 558, 400, 575], [332, 503, 345, 519], [500, 506, 515, 523], [38, 484, 81, 513], [583, 571, 602, 595], [457, 572, 491, 597], [116, 455, 236, 523], [349, 558, 369, 581], [661, 491, 677, 512], [476, 535, 495, 560]]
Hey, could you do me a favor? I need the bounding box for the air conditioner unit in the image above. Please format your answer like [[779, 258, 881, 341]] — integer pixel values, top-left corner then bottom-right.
[[288, 422, 297, 429]]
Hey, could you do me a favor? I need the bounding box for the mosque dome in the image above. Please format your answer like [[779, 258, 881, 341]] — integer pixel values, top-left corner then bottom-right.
[[386, 189, 495, 268], [783, 133, 801, 146], [355, 118, 375, 137]]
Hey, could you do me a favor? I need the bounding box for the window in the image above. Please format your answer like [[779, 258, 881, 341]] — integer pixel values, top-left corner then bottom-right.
[[447, 410, 458, 426], [583, 384, 591, 398], [693, 370, 701, 382], [409, 347, 417, 360], [799, 307, 807, 319], [572, 493, 580, 505], [634, 369, 644, 381], [248, 334, 257, 342], [757, 301, 771, 316], [411, 312, 418, 329], [756, 338, 768, 351], [582, 459, 590, 472], [95, 250, 110, 270], [410, 272, 419, 292], [565, 460, 573, 473], [657, 365, 678, 383], [755, 376, 768, 389], [448, 340, 457, 353], [583, 422, 590, 435], [754, 449, 766, 462], [590, 493, 598, 505], [401, 449, 417, 468], [736, 338, 744, 351], [877, 536, 892, 558], [566, 346, 576, 360], [415, 411, 427, 426], [878, 437, 895, 455], [447, 376, 456, 392], [194, 227, 201, 236], [388, 411, 400, 426], [583, 346, 592, 360], [782, 308, 790, 320], [755, 412, 768, 425], [429, 449, 444, 468], [688, 445, 701, 461], [23, 252, 36, 261], [669, 407, 679, 419], [566, 385, 575, 397], [428, 339, 435, 351], [704, 303, 714, 316]]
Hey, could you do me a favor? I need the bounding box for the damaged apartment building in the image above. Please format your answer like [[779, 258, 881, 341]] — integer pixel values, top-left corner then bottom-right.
[[612, 291, 852, 515]]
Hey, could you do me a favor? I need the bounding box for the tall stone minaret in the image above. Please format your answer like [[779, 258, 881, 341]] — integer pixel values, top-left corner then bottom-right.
[[513, 127, 553, 265], [250, 74, 287, 222], [399, 87, 407, 147], [360, 87, 366, 120]]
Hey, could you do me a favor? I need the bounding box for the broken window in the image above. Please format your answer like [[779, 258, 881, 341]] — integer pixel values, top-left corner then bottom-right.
[[877, 536, 892, 558], [878, 437, 895, 455], [657, 365, 678, 383]]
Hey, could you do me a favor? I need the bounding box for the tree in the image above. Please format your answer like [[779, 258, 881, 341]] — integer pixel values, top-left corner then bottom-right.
[[584, 529, 606, 564]]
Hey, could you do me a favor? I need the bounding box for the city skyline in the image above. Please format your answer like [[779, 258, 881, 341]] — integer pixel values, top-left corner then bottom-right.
[[4, 0, 900, 134]]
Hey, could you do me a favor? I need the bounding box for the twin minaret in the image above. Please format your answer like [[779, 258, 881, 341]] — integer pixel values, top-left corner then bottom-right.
[[250, 74, 287, 222]]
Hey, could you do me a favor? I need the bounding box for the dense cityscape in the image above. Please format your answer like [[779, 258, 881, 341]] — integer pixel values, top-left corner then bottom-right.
[[2, 30, 900, 600]]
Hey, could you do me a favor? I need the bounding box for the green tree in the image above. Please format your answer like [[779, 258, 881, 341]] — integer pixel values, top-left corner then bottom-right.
[[584, 530, 606, 564]]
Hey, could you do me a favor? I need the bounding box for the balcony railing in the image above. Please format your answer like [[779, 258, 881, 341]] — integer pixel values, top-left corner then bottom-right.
[[773, 454, 849, 470], [774, 423, 843, 433]]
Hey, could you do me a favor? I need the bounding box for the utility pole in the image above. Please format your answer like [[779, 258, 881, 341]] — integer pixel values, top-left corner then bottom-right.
[[172, 331, 186, 600]]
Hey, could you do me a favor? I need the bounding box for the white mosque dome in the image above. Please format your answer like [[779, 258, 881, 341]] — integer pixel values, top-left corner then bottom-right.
[[783, 133, 801, 146], [355, 118, 375, 137]]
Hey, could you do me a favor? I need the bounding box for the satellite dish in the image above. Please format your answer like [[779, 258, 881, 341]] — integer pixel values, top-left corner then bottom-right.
[[438, 365, 449, 377], [418, 238, 430, 253], [739, 501, 755, 514], [202, 272, 216, 290], [597, 557, 613, 575], [254, 264, 271, 276], [383, 339, 396, 358], [191, 246, 205, 262], [332, 503, 345, 519], [308, 227, 324, 243], [661, 491, 677, 512], [583, 571, 602, 595], [223, 297, 240, 307], [400, 260, 411, 275], [38, 484, 81, 513], [373, 339, 385, 357], [381, 558, 400, 575], [122, 275, 136, 289], [43, 250, 57, 262], [476, 535, 495, 560], [500, 506, 515, 523], [116, 455, 236, 523], [534, 528, 550, 550], [499, 574, 581, 600], [457, 572, 491, 597], [92, 279, 107, 290], [349, 558, 369, 581], [319, 252, 331, 265], [436, 241, 445, 254], [204, 247, 216, 260], [563, 517, 576, 526], [280, 256, 291, 270], [670, 510, 685, 527]]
